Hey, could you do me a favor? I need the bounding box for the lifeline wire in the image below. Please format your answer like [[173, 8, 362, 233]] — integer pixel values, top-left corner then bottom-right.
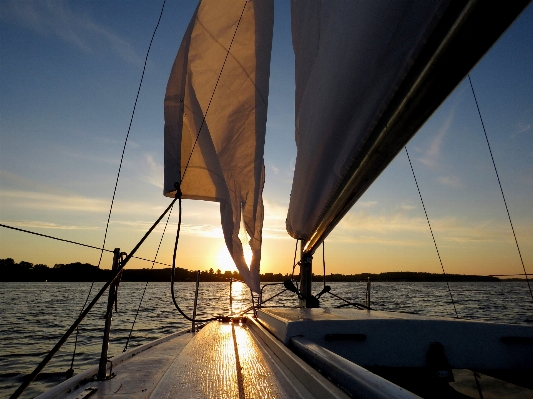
[[405, 147, 459, 318], [468, 75, 533, 301], [10, 197, 177, 399], [123, 205, 174, 352], [0, 224, 172, 267]]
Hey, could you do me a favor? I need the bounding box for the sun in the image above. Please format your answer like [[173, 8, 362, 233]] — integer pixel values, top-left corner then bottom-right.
[[216, 245, 253, 272], [217, 246, 236, 272]]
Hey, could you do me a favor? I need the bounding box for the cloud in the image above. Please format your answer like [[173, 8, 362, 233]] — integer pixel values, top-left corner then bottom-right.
[[2, 0, 141, 64], [517, 123, 531, 133], [332, 209, 530, 246], [109, 219, 222, 238], [358, 201, 377, 208], [0, 189, 165, 216], [289, 157, 296, 171], [437, 175, 462, 188], [418, 107, 455, 167], [270, 165, 280, 175], [0, 220, 100, 230], [138, 153, 164, 189]]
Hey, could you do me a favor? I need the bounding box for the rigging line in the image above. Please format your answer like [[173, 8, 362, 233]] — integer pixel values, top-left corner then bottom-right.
[[68, 280, 95, 374], [290, 240, 299, 290], [10, 197, 177, 399], [0, 224, 113, 253], [181, 0, 249, 182], [123, 204, 174, 352], [405, 147, 459, 318], [97, 0, 167, 270], [66, 3, 169, 370], [322, 241, 326, 287], [0, 224, 173, 267], [170, 195, 217, 323], [326, 291, 368, 310], [468, 75, 533, 301]]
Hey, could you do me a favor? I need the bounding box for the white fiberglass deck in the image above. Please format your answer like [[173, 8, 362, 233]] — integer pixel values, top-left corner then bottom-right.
[[257, 308, 533, 369]]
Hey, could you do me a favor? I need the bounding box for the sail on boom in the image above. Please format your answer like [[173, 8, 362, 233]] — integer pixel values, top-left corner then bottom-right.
[[287, 0, 530, 254], [164, 0, 274, 292]]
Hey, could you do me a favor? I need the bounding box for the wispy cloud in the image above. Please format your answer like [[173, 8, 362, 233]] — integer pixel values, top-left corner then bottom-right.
[[2, 0, 141, 64], [289, 157, 296, 172], [358, 201, 377, 208], [419, 107, 455, 167], [398, 203, 416, 211], [0, 189, 164, 215], [332, 210, 529, 246], [0, 220, 100, 230], [437, 175, 462, 188], [138, 153, 164, 189], [515, 122, 531, 135]]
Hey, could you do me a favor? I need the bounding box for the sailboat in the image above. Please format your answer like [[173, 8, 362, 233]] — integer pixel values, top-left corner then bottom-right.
[[9, 0, 532, 398]]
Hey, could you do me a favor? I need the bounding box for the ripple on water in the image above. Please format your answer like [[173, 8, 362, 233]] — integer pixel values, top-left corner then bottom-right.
[[1, 281, 532, 398]]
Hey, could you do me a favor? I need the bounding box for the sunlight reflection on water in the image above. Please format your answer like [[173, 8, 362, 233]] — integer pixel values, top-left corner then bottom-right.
[[0, 281, 531, 398]]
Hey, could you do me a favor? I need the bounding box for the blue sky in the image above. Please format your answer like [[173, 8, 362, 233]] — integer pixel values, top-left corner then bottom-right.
[[1, 1, 532, 279]]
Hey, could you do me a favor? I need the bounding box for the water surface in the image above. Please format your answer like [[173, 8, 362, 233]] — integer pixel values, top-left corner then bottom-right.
[[1, 281, 531, 398]]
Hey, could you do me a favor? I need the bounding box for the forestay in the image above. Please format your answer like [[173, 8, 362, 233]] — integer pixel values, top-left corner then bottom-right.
[[164, 0, 273, 292]]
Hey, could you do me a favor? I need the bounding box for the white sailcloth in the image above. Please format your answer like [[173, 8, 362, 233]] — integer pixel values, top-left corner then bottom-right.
[[164, 0, 273, 293], [287, 0, 448, 242]]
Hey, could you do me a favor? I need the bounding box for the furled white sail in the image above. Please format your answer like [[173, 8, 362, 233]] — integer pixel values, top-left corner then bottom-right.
[[287, 0, 449, 247], [164, 0, 273, 293]]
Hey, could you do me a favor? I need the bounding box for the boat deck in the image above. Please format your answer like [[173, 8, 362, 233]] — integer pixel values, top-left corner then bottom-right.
[[35, 308, 533, 399], [41, 319, 349, 399]]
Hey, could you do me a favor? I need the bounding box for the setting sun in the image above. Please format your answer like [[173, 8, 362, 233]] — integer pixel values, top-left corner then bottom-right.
[[217, 246, 236, 272], [216, 244, 253, 272]]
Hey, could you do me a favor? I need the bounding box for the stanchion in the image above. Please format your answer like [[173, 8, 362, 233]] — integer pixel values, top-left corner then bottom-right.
[[192, 270, 200, 331], [98, 248, 121, 380]]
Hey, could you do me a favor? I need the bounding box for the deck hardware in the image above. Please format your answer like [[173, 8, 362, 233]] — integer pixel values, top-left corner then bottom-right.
[[98, 249, 121, 380], [192, 270, 200, 332], [325, 334, 366, 342], [229, 278, 233, 314], [365, 277, 371, 308], [299, 251, 315, 308], [426, 342, 454, 382], [73, 387, 97, 399]]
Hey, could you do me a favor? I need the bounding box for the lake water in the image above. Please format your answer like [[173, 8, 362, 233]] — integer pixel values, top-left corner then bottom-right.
[[1, 281, 532, 398]]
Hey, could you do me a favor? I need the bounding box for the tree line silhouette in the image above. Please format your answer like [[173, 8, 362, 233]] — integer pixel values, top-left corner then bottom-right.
[[1, 258, 504, 283]]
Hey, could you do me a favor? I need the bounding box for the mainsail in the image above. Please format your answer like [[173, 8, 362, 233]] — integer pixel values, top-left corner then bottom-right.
[[287, 0, 529, 254], [164, 0, 274, 293]]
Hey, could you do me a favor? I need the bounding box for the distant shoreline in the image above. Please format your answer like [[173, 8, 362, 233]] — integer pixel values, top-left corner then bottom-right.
[[1, 258, 524, 283]]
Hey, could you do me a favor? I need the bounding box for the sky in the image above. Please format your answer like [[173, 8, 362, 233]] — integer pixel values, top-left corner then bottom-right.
[[1, 1, 532, 280]]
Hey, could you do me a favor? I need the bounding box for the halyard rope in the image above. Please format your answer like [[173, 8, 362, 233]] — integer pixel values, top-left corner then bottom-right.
[[468, 75, 532, 301], [405, 147, 459, 318], [123, 205, 174, 352]]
